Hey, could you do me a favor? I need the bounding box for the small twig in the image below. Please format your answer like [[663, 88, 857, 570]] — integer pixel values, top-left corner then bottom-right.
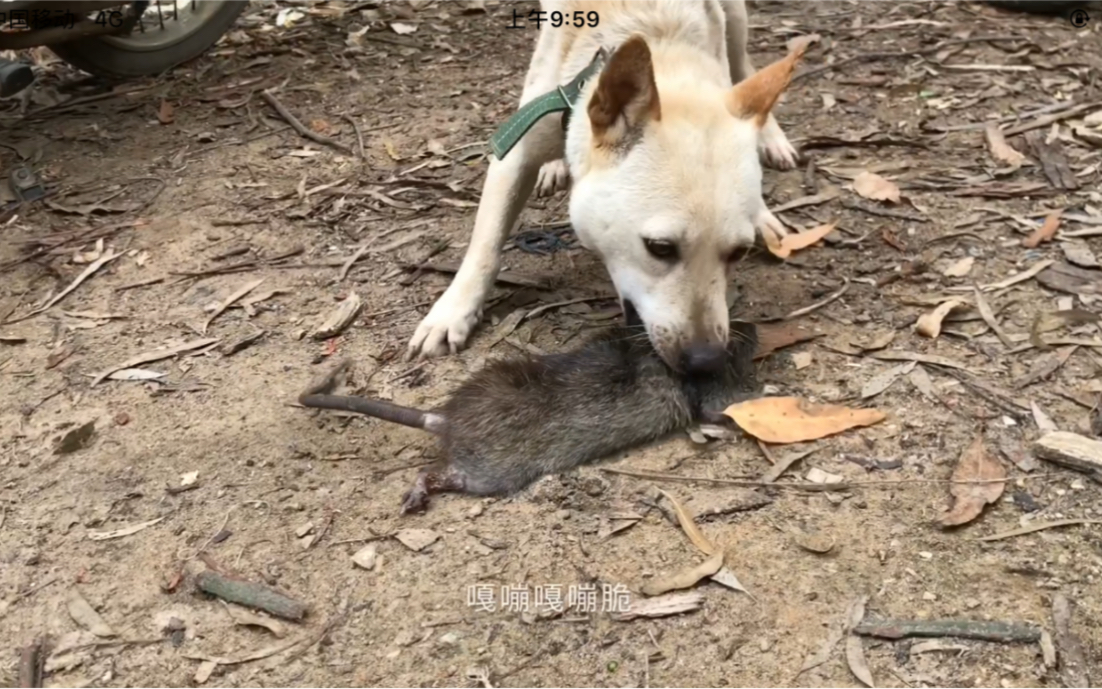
[[260, 90, 354, 156], [601, 467, 1036, 491], [977, 519, 1102, 542], [343, 113, 367, 161], [782, 278, 850, 321], [339, 245, 370, 281], [195, 570, 310, 622], [9, 575, 59, 604], [115, 276, 164, 292], [854, 619, 1040, 643], [18, 636, 47, 688], [1002, 101, 1102, 137], [195, 506, 236, 557], [793, 35, 1023, 82]]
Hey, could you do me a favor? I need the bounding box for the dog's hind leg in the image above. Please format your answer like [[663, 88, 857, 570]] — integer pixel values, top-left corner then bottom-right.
[[406, 23, 566, 359], [718, 0, 799, 171]]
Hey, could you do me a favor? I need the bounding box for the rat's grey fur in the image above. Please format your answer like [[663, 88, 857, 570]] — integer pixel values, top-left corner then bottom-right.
[[299, 320, 758, 514]]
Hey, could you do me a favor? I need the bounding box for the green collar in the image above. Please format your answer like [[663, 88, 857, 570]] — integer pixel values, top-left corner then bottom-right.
[[488, 47, 609, 162]]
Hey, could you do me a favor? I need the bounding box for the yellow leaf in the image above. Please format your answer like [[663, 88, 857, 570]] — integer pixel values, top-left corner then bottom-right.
[[915, 299, 966, 339], [722, 397, 886, 444], [767, 222, 837, 259]]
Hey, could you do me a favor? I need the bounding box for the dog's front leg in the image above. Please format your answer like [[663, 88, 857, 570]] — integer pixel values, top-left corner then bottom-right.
[[406, 146, 546, 358]]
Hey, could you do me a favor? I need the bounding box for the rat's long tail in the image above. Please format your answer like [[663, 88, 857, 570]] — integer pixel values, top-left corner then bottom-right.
[[297, 358, 444, 433]]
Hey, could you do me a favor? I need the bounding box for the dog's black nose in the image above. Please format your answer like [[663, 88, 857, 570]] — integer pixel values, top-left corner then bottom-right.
[[682, 343, 727, 373]]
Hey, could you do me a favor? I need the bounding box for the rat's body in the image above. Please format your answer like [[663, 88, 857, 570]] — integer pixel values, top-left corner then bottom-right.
[[299, 321, 758, 514]]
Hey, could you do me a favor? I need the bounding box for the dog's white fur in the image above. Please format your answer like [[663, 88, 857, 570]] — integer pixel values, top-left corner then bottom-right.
[[407, 0, 800, 369]]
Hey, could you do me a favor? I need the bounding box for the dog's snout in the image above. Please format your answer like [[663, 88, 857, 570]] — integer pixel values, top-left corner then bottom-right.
[[681, 342, 727, 373]]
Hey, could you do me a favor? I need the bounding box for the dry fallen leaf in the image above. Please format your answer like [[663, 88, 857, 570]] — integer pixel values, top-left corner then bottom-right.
[[916, 299, 966, 339], [942, 256, 975, 278], [792, 351, 813, 370], [753, 323, 821, 360], [1022, 210, 1062, 249], [852, 171, 901, 203], [657, 489, 716, 555], [722, 397, 886, 444], [940, 433, 1006, 527], [641, 550, 724, 596], [766, 222, 837, 259], [984, 122, 1026, 167], [351, 543, 378, 570], [394, 528, 439, 552], [223, 604, 287, 638], [158, 100, 174, 125], [845, 596, 874, 688], [67, 589, 116, 638], [860, 361, 915, 399]]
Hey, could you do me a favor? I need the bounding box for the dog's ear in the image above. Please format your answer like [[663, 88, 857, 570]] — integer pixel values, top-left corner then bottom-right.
[[725, 38, 809, 127], [588, 35, 661, 145]]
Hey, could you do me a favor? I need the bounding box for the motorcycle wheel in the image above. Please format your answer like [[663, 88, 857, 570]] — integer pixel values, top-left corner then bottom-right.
[[983, 0, 1088, 13], [48, 0, 248, 79]]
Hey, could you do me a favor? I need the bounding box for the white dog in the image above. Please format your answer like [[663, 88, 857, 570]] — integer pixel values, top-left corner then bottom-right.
[[407, 0, 804, 373]]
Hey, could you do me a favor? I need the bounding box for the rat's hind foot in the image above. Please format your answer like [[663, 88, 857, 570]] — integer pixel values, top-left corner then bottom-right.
[[399, 465, 469, 515]]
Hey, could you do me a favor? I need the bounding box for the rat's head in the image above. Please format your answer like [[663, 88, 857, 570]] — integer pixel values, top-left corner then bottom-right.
[[565, 35, 804, 373]]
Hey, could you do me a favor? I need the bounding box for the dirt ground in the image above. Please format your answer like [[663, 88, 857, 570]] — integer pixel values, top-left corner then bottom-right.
[[2, 0, 1102, 687]]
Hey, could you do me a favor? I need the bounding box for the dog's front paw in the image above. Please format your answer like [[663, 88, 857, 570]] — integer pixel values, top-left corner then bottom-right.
[[535, 159, 571, 198], [759, 117, 799, 171], [756, 207, 789, 246], [406, 293, 482, 360]]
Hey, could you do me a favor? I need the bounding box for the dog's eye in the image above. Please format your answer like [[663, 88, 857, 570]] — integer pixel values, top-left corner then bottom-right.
[[643, 239, 679, 261]]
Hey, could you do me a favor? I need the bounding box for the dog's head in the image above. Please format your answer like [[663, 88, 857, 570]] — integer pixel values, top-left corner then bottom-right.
[[566, 36, 805, 373]]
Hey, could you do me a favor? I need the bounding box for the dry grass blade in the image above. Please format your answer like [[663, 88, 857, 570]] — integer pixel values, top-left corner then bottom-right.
[[973, 287, 1013, 348], [1022, 210, 1062, 249], [941, 434, 1005, 527], [5, 251, 123, 324], [981, 259, 1054, 291], [91, 339, 218, 386], [202, 279, 264, 334], [977, 519, 1102, 542], [656, 489, 716, 555]]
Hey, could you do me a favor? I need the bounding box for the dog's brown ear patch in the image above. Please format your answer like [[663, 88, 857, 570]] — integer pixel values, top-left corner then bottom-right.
[[725, 37, 810, 127], [588, 35, 661, 145]]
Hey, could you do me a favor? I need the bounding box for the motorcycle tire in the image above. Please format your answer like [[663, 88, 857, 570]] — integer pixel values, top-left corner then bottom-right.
[[984, 0, 1093, 14], [48, 0, 248, 79]]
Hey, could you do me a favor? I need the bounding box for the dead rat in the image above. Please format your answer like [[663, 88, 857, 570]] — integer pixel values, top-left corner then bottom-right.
[[298, 320, 759, 514]]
